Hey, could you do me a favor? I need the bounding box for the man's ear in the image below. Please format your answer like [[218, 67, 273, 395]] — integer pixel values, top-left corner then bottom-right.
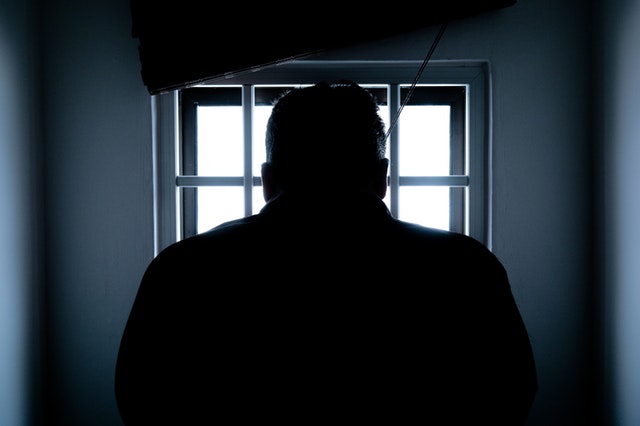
[[375, 158, 389, 199], [261, 162, 279, 202]]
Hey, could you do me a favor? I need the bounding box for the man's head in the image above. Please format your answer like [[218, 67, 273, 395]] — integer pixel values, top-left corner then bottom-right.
[[262, 80, 388, 201]]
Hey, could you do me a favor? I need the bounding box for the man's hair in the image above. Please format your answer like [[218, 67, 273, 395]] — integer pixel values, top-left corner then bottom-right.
[[265, 80, 387, 190]]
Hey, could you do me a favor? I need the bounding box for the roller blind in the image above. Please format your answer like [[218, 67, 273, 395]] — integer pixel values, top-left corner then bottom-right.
[[130, 0, 516, 95]]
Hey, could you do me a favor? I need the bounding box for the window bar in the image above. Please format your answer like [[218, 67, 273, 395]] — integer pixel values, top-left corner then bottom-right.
[[388, 84, 400, 218], [399, 176, 469, 186], [242, 85, 254, 217], [181, 92, 197, 239], [450, 87, 467, 234]]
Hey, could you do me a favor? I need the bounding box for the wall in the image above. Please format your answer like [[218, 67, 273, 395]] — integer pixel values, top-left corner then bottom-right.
[[4, 0, 637, 424], [0, 1, 42, 426], [600, 0, 640, 424], [39, 0, 154, 424]]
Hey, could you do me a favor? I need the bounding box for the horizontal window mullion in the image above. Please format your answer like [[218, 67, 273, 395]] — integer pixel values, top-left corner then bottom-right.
[[176, 176, 263, 187], [177, 175, 470, 187], [399, 175, 469, 187]]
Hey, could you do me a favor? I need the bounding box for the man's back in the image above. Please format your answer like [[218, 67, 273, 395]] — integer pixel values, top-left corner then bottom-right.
[[115, 192, 537, 424]]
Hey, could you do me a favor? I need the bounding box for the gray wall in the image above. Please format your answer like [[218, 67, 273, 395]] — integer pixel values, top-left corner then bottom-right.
[[600, 0, 640, 424], [1, 0, 638, 425], [39, 0, 154, 424], [0, 1, 41, 425]]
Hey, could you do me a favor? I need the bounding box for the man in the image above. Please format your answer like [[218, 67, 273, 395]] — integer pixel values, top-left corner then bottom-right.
[[115, 80, 537, 425]]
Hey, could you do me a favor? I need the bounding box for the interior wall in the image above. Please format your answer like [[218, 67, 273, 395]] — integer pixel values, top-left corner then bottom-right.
[[40, 0, 154, 424], [0, 2, 41, 426], [600, 0, 640, 424]]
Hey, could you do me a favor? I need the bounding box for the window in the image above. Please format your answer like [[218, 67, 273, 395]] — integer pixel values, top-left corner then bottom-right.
[[152, 61, 490, 254]]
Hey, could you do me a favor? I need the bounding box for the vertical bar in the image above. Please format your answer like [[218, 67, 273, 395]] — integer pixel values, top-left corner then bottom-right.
[[450, 87, 466, 233], [242, 85, 254, 217], [388, 84, 400, 217], [180, 90, 198, 239]]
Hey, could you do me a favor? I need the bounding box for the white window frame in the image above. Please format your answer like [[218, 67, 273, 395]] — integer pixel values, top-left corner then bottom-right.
[[151, 60, 492, 255]]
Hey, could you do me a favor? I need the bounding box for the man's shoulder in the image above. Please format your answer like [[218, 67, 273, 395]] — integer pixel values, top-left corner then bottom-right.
[[151, 216, 262, 261], [389, 219, 488, 250]]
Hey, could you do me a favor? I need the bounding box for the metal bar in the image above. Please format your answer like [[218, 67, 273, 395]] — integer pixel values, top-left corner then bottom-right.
[[399, 175, 469, 186], [242, 85, 254, 216], [176, 176, 244, 187]]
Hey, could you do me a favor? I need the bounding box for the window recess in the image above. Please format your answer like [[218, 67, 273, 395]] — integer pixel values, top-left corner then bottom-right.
[[152, 61, 490, 254]]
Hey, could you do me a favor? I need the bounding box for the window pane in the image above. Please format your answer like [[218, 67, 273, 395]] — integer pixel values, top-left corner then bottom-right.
[[197, 187, 244, 233], [197, 106, 243, 176], [253, 105, 272, 177], [398, 105, 450, 176], [398, 186, 450, 231], [191, 86, 458, 235]]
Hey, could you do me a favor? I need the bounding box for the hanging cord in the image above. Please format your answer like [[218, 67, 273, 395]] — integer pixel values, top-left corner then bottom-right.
[[384, 22, 449, 143]]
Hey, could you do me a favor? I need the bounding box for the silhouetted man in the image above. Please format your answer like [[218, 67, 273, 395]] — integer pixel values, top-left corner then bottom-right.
[[115, 80, 537, 425]]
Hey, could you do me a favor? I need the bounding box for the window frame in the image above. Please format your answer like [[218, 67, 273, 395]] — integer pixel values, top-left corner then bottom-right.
[[151, 60, 491, 255]]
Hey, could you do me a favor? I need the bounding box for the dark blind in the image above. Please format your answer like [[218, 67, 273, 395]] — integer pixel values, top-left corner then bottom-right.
[[130, 0, 517, 95]]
